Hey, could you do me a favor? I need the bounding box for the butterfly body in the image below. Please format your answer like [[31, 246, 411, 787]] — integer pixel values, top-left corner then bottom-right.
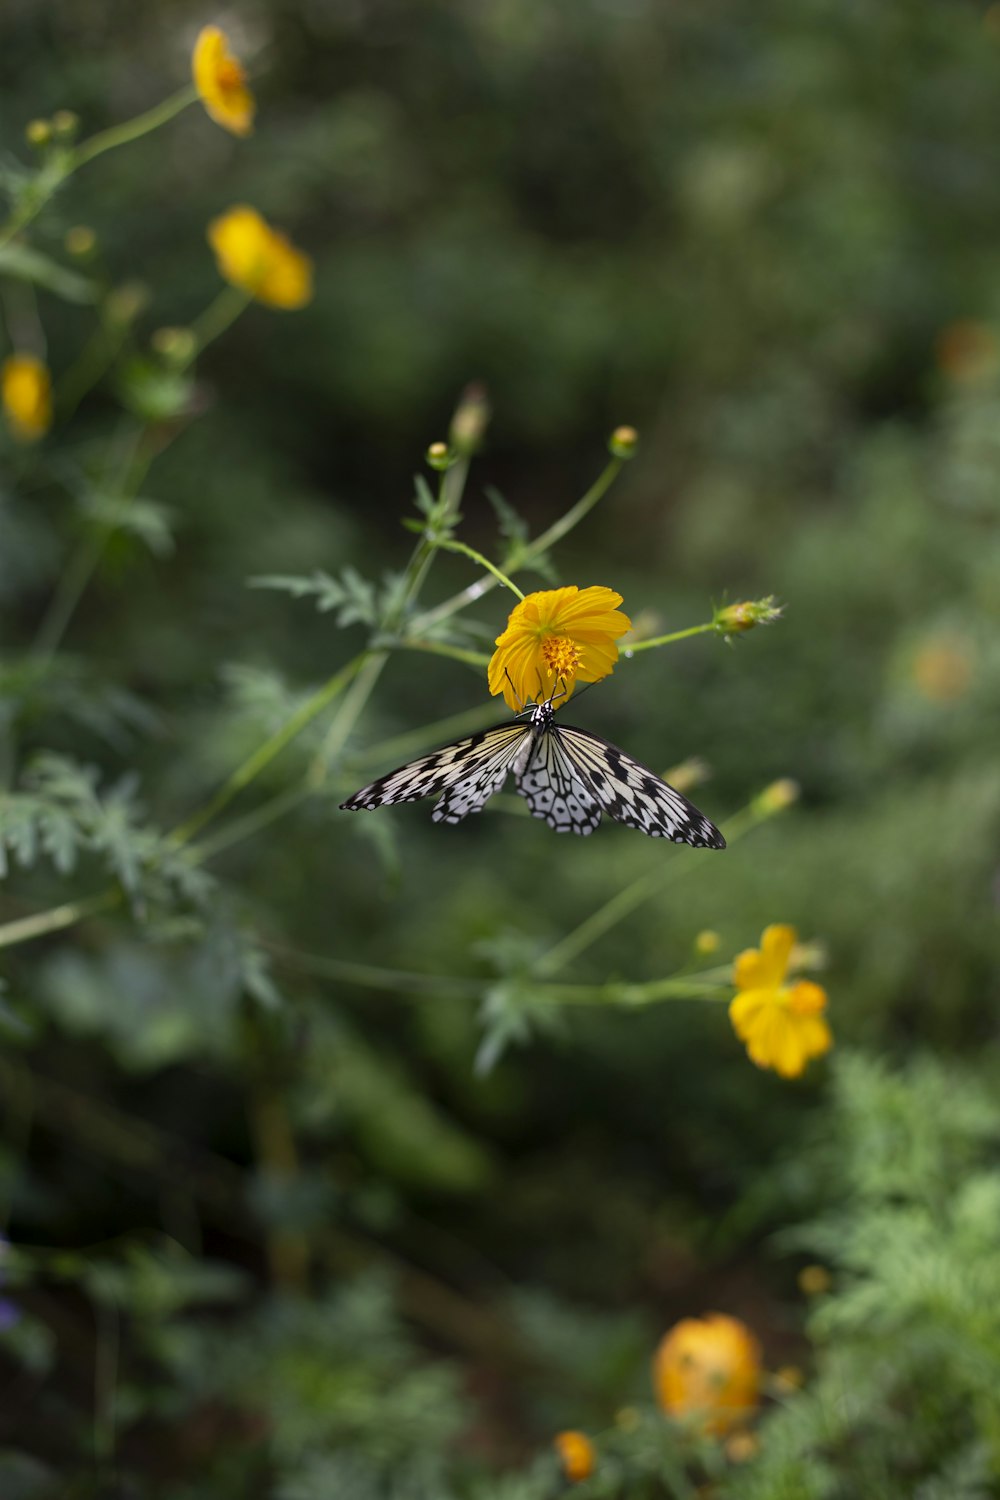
[[340, 699, 725, 847]]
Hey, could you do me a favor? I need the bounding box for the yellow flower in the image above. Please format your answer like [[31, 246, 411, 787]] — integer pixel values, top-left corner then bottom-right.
[[653, 1313, 761, 1435], [488, 585, 632, 713], [2, 355, 52, 442], [193, 26, 255, 137], [207, 206, 313, 309], [729, 924, 832, 1079], [553, 1430, 596, 1482]]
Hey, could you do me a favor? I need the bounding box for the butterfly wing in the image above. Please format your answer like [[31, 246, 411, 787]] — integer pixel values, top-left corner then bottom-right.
[[514, 725, 603, 835], [552, 724, 726, 847], [340, 722, 529, 824]]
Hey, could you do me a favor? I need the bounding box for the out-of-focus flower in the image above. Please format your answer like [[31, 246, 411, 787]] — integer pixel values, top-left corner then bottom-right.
[[51, 109, 79, 140], [695, 930, 721, 956], [2, 355, 52, 442], [773, 1365, 805, 1392], [25, 118, 52, 147], [151, 326, 197, 365], [653, 1313, 761, 1435], [729, 925, 832, 1079], [207, 206, 313, 309], [911, 636, 973, 704], [663, 757, 709, 794], [936, 320, 999, 384], [725, 1430, 760, 1463], [714, 596, 783, 636], [488, 585, 632, 712], [797, 1264, 832, 1297], [193, 26, 255, 136], [553, 1430, 596, 1482]]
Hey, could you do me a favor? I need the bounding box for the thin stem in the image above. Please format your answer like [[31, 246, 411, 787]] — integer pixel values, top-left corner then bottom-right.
[[267, 942, 482, 997], [31, 423, 152, 662], [392, 638, 491, 670], [535, 801, 769, 978], [433, 539, 524, 598], [0, 891, 119, 951], [184, 286, 251, 363], [0, 87, 198, 252], [625, 620, 718, 654], [410, 453, 624, 635], [72, 85, 198, 170], [168, 653, 369, 849]]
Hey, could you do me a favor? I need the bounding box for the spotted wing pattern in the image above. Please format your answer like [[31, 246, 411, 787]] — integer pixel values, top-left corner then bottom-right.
[[550, 724, 726, 847], [340, 723, 529, 824], [514, 726, 604, 835]]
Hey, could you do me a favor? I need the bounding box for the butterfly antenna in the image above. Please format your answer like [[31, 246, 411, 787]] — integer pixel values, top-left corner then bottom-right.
[[505, 668, 529, 715]]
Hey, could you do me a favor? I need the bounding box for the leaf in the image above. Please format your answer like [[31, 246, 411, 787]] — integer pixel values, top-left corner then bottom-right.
[[116, 357, 195, 422], [0, 243, 97, 304], [249, 567, 378, 627]]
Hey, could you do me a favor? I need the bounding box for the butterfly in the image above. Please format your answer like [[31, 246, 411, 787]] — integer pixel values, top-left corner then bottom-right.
[[340, 696, 725, 846]]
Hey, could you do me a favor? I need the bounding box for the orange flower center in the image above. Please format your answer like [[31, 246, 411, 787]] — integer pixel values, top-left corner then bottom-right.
[[541, 635, 581, 677], [217, 57, 246, 92]]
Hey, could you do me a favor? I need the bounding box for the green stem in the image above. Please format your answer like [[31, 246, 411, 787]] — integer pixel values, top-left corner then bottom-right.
[[625, 620, 718, 654], [0, 87, 197, 252], [433, 539, 524, 599], [0, 891, 119, 951], [392, 638, 491, 670], [535, 801, 768, 978], [410, 454, 623, 634], [72, 85, 198, 170], [168, 652, 369, 849], [267, 943, 481, 997], [184, 286, 251, 363], [31, 425, 152, 662]]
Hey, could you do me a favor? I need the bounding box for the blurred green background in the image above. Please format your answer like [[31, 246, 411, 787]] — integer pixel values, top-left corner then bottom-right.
[[2, 2, 1000, 1496]]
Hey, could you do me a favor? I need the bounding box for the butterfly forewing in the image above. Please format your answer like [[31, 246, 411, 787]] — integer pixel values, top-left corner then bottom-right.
[[340, 723, 529, 819], [552, 724, 726, 847]]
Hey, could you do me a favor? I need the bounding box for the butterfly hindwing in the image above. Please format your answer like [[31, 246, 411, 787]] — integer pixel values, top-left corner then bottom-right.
[[340, 723, 528, 821], [552, 724, 726, 848], [514, 725, 603, 835]]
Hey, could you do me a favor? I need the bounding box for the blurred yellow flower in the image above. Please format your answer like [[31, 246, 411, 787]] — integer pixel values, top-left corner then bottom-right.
[[729, 924, 831, 1079], [2, 354, 52, 442], [207, 206, 313, 309], [653, 1313, 761, 1435], [553, 1430, 596, 1482], [193, 26, 255, 137], [488, 585, 632, 713], [911, 636, 973, 703]]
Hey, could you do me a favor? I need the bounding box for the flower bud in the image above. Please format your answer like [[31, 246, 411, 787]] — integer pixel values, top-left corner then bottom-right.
[[714, 596, 783, 635], [754, 778, 800, 816], [64, 225, 97, 258], [51, 109, 80, 140], [425, 441, 453, 471], [449, 381, 490, 454], [151, 326, 197, 364], [608, 424, 639, 459], [663, 756, 709, 794], [773, 1365, 805, 1392], [695, 929, 721, 956], [25, 118, 52, 147]]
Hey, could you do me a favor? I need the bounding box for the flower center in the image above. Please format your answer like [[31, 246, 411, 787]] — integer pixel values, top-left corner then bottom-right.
[[218, 58, 246, 92], [541, 635, 581, 678]]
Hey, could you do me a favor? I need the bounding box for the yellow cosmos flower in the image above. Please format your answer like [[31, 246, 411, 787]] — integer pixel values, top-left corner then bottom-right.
[[553, 1430, 596, 1482], [653, 1313, 761, 1435], [207, 206, 313, 309], [2, 354, 52, 442], [192, 26, 255, 137], [729, 924, 832, 1079], [487, 585, 632, 713]]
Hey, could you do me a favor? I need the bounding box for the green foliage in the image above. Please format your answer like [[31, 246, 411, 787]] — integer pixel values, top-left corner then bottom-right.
[[1, 3, 999, 1496]]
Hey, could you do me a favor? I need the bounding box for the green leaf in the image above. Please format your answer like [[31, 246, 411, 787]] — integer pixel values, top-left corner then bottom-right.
[[249, 567, 378, 627]]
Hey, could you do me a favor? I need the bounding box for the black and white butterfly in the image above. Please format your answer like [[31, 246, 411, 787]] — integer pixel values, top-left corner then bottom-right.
[[340, 697, 725, 846]]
